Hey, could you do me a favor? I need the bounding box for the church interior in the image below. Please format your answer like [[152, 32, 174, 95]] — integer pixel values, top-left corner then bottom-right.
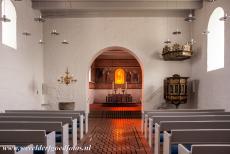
[[0, 0, 230, 153]]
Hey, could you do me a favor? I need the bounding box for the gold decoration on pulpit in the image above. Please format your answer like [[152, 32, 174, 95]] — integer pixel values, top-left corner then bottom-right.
[[115, 68, 125, 84], [164, 74, 189, 108], [57, 68, 77, 85]]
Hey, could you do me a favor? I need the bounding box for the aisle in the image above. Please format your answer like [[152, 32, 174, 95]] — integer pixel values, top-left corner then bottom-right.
[[78, 118, 152, 154]]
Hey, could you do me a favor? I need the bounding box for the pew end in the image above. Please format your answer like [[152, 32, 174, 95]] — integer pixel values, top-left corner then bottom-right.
[[178, 144, 191, 154], [148, 118, 153, 146], [154, 123, 161, 154], [144, 114, 148, 138], [72, 119, 78, 147], [163, 131, 171, 154]]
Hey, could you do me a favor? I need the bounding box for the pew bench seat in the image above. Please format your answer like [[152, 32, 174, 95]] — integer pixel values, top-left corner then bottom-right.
[[163, 129, 230, 154], [178, 144, 230, 154], [0, 130, 55, 154]]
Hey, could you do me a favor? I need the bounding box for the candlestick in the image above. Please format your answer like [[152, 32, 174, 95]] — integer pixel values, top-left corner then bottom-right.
[[112, 82, 114, 90]]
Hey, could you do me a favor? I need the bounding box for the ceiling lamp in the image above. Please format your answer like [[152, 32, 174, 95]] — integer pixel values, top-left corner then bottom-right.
[[164, 39, 171, 44], [34, 15, 46, 23], [22, 0, 32, 36], [185, 12, 196, 22], [0, 15, 11, 22], [22, 32, 31, 36], [189, 38, 196, 45], [57, 68, 77, 85], [164, 0, 171, 45], [0, 0, 11, 22], [202, 30, 210, 35], [62, 40, 69, 44], [172, 29, 182, 35], [220, 13, 229, 21], [51, 29, 59, 35], [39, 40, 44, 44], [206, 0, 216, 2], [173, 0, 182, 35]]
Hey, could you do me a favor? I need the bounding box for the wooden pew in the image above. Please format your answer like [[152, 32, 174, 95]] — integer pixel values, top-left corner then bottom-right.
[[155, 121, 230, 154], [143, 110, 225, 136], [0, 112, 84, 140], [145, 112, 230, 139], [0, 121, 68, 154], [163, 129, 230, 154], [5, 110, 89, 133], [142, 109, 225, 132], [178, 144, 230, 154], [148, 115, 230, 147], [0, 130, 55, 154], [0, 116, 76, 148]]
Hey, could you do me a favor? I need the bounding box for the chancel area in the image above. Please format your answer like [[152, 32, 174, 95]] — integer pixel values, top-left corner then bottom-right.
[[0, 0, 230, 153]]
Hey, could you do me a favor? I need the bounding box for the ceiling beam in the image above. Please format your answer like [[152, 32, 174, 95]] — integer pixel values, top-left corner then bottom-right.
[[32, 0, 202, 18], [32, 0, 202, 10]]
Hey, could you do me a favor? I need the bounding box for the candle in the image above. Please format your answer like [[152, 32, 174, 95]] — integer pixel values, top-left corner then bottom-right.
[[112, 82, 114, 89], [125, 82, 128, 89]]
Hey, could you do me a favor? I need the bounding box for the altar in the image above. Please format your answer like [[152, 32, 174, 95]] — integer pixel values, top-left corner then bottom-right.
[[106, 94, 132, 103]]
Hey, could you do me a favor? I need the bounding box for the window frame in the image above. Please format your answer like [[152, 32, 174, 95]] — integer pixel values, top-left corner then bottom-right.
[[207, 7, 225, 72], [1, 0, 17, 49]]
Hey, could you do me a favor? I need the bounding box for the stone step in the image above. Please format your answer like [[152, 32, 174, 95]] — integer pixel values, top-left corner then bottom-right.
[[89, 111, 142, 118]]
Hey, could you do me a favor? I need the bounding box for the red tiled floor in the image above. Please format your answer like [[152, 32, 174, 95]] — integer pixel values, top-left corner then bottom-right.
[[76, 118, 152, 154]]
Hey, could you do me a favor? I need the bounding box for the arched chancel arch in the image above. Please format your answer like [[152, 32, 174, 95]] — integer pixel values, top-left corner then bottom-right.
[[86, 46, 144, 113]]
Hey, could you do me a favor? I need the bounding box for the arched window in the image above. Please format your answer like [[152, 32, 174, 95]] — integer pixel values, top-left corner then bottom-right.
[[1, 0, 17, 49], [207, 7, 225, 72], [115, 68, 125, 84]]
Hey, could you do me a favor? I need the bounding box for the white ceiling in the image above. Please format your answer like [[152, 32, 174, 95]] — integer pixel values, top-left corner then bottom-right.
[[31, 0, 203, 18]]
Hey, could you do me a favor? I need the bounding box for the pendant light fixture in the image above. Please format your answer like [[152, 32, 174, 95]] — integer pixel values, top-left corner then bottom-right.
[[185, 10, 196, 45], [34, 14, 46, 23], [206, 0, 216, 2], [51, 29, 59, 35], [164, 39, 171, 44], [185, 10, 196, 22], [22, 0, 31, 36], [219, 13, 229, 21], [62, 40, 69, 44], [172, 0, 182, 35], [173, 29, 182, 35], [202, 30, 210, 35], [39, 39, 44, 44], [164, 0, 171, 44], [202, 1, 210, 35], [22, 32, 31, 36], [189, 38, 196, 45], [0, 0, 11, 22], [61, 0, 71, 45]]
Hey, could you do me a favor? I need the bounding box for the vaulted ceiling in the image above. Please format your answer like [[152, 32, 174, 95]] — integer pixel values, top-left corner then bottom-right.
[[97, 50, 136, 60], [31, 0, 203, 18]]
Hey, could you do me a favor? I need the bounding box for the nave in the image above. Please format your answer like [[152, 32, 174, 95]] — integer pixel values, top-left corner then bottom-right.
[[1, 0, 230, 153]]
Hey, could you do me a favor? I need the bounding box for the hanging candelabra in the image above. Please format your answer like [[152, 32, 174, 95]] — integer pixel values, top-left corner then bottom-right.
[[162, 0, 193, 61], [57, 68, 77, 85]]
